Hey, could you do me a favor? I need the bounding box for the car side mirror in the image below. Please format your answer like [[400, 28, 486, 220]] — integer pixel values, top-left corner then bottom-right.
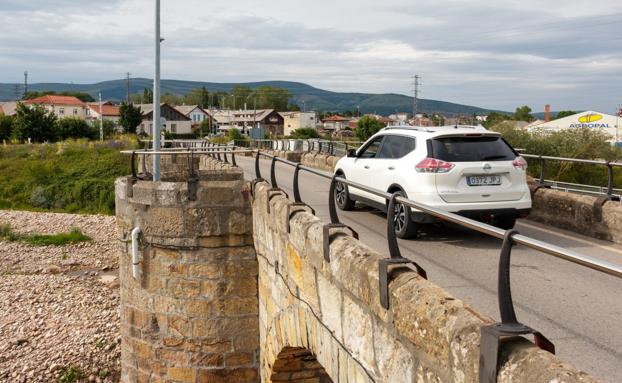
[[347, 149, 357, 157]]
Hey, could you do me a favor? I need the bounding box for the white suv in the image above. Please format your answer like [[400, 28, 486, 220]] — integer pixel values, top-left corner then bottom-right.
[[333, 125, 531, 238]]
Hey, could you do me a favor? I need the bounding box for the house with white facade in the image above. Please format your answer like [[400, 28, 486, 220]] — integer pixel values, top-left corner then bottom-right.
[[135, 103, 193, 135], [280, 111, 317, 136]]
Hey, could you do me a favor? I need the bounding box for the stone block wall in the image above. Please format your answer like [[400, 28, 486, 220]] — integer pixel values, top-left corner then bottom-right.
[[529, 182, 622, 244], [252, 181, 598, 382], [300, 153, 339, 172], [115, 162, 259, 383]]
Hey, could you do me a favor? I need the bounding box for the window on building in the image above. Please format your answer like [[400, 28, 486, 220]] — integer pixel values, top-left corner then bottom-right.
[[73, 108, 78, 115], [171, 124, 177, 133], [59, 108, 64, 115]]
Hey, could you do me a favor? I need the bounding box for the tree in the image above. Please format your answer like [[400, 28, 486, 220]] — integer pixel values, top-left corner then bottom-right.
[[287, 103, 301, 111], [118, 102, 143, 134], [56, 117, 96, 140], [354, 116, 385, 141], [0, 115, 13, 142], [143, 88, 153, 103], [198, 119, 213, 137], [254, 86, 290, 110], [185, 87, 210, 108], [102, 120, 117, 139], [290, 127, 319, 139], [513, 105, 534, 122], [12, 103, 57, 142], [227, 128, 242, 141], [161, 92, 184, 106], [23, 91, 95, 102], [231, 85, 252, 108], [483, 111, 507, 128], [556, 110, 577, 119]]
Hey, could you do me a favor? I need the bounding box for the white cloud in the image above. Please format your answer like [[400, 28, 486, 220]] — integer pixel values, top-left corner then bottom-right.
[[0, 0, 621, 111]]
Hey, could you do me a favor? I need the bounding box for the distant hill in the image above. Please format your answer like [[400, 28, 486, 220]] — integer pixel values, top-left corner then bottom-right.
[[0, 78, 502, 116]]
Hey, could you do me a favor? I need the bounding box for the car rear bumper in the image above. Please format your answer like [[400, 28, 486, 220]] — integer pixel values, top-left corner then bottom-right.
[[412, 208, 531, 223]]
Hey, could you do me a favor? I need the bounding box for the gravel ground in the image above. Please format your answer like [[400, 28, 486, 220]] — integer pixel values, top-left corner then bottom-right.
[[0, 210, 120, 382]]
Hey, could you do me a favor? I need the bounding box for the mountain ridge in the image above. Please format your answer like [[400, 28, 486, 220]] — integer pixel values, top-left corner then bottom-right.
[[0, 78, 506, 116]]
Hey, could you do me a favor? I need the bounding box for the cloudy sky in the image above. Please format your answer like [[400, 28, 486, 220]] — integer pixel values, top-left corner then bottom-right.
[[0, 0, 621, 112]]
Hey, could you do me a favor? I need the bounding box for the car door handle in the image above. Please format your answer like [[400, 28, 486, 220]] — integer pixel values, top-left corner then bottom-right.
[[388, 166, 395, 170], [364, 165, 370, 169]]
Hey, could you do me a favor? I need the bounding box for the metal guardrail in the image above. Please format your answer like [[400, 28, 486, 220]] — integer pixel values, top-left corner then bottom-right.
[[522, 154, 622, 200], [123, 146, 622, 383], [235, 138, 363, 157]]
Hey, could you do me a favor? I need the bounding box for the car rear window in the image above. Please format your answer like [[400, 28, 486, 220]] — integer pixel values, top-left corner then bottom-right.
[[430, 136, 516, 162]]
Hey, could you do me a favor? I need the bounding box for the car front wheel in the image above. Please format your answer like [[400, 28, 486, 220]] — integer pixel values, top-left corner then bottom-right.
[[334, 176, 355, 210], [391, 191, 418, 239]]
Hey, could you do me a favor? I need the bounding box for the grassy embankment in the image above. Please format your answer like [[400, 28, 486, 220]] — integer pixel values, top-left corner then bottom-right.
[[0, 137, 137, 215]]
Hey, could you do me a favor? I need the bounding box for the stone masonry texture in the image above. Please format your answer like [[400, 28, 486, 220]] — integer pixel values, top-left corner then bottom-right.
[[252, 180, 599, 383], [115, 157, 259, 383]]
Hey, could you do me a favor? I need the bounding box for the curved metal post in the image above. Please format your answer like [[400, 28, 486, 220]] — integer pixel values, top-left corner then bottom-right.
[[130, 151, 137, 178], [498, 229, 519, 324], [328, 175, 340, 224], [539, 156, 545, 184], [270, 156, 278, 189], [255, 151, 262, 179], [293, 164, 302, 203], [606, 162, 613, 196], [223, 150, 229, 163], [232, 151, 237, 167]]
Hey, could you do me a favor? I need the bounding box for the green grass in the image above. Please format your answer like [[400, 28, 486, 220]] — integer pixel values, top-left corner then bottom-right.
[[0, 137, 137, 215], [58, 365, 84, 383], [0, 224, 92, 246]]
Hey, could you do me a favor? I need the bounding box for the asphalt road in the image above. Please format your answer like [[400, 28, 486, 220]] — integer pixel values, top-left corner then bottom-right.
[[237, 155, 622, 382]]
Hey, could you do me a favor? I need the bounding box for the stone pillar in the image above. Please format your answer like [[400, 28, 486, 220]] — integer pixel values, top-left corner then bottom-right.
[[115, 157, 259, 382]]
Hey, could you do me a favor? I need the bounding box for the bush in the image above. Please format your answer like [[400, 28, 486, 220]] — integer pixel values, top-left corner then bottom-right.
[[354, 116, 385, 141], [0, 115, 13, 142], [12, 103, 57, 142], [290, 127, 320, 139], [491, 123, 622, 187], [0, 139, 136, 215], [56, 117, 97, 140]]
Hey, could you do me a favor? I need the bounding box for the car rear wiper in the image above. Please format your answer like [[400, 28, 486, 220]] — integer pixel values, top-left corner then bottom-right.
[[481, 155, 508, 160]]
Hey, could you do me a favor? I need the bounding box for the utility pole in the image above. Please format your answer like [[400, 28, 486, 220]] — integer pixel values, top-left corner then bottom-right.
[[24, 71, 28, 98], [152, 0, 161, 181], [99, 92, 104, 141], [126, 72, 131, 103], [13, 85, 20, 101], [412, 74, 421, 120]]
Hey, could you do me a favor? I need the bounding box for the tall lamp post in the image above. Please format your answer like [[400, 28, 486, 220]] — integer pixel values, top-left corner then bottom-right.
[[152, 0, 162, 181]]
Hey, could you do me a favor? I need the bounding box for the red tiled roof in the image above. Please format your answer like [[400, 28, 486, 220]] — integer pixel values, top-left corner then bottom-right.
[[24, 95, 86, 106], [322, 115, 351, 122], [88, 103, 120, 116]]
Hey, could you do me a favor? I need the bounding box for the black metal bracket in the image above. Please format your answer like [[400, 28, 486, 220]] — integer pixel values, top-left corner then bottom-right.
[[250, 178, 266, 199], [479, 229, 555, 383], [379, 193, 427, 309], [322, 223, 358, 262], [266, 188, 289, 214], [126, 151, 140, 197], [231, 150, 237, 167], [286, 203, 316, 233]]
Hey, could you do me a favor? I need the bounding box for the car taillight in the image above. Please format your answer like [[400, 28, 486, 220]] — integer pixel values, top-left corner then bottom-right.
[[512, 156, 527, 170], [415, 157, 455, 173]]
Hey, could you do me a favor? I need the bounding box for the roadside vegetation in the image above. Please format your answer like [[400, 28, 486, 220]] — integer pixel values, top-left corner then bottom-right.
[[0, 137, 136, 215], [0, 224, 91, 246], [491, 123, 622, 188]]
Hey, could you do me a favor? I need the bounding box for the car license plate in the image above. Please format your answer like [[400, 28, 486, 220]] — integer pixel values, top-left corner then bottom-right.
[[467, 175, 501, 186]]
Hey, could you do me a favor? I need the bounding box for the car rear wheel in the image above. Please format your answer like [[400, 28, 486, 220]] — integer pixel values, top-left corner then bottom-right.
[[391, 191, 418, 239], [334, 177, 355, 211]]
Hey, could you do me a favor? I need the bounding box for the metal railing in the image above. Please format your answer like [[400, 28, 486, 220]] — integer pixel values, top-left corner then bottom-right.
[[235, 138, 363, 156], [522, 154, 622, 200], [122, 147, 622, 382]]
